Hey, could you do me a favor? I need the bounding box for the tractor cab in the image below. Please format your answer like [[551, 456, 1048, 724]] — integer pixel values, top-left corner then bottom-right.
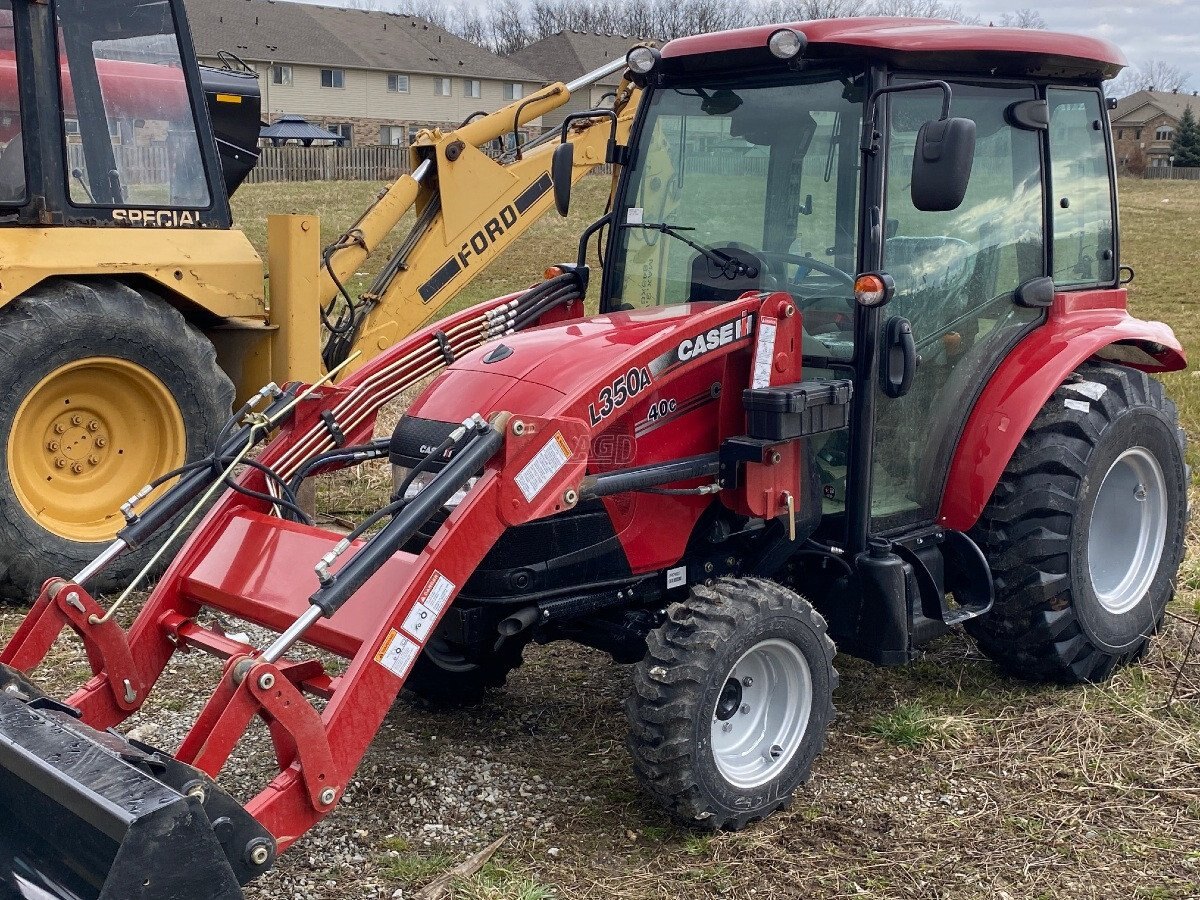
[[0, 0, 259, 229], [595, 19, 1125, 544]]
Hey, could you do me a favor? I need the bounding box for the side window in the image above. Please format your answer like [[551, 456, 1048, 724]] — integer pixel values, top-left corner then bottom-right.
[[1048, 89, 1116, 288], [56, 0, 210, 208], [871, 81, 1045, 527], [0, 1, 24, 204]]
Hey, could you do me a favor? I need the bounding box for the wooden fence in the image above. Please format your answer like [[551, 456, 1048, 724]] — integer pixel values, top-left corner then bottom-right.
[[245, 145, 411, 183], [1145, 167, 1200, 180], [67, 144, 171, 185]]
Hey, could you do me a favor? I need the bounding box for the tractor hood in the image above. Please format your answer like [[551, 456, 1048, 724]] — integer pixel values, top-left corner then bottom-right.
[[407, 302, 725, 424]]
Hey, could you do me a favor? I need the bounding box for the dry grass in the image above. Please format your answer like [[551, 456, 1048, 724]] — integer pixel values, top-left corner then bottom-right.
[[3, 177, 1199, 900]]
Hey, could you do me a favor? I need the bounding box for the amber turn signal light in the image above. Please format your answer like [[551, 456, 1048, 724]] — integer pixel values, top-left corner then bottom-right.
[[853, 272, 895, 308]]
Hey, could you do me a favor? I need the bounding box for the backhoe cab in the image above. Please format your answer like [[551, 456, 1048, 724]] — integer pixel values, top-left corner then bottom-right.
[[0, 17, 1186, 900]]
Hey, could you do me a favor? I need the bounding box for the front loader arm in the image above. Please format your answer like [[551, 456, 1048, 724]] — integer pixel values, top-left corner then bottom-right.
[[318, 61, 641, 376]]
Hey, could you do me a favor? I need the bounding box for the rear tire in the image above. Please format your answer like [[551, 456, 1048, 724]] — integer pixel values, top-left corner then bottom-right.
[[0, 279, 234, 600], [625, 577, 837, 830], [968, 363, 1187, 683]]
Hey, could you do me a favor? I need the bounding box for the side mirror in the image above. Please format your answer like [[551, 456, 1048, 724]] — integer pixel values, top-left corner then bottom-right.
[[552, 143, 574, 217], [911, 117, 976, 212]]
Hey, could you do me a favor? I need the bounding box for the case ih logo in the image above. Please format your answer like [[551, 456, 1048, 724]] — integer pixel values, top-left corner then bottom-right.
[[418, 174, 553, 304], [650, 313, 756, 376]]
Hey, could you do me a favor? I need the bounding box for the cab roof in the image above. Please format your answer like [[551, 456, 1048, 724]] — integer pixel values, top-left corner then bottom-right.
[[661, 17, 1126, 81]]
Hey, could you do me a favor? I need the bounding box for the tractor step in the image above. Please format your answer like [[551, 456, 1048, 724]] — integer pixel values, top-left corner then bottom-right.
[[0, 665, 271, 900]]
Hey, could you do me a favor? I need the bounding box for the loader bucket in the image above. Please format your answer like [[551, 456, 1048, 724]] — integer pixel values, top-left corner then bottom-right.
[[0, 667, 272, 900]]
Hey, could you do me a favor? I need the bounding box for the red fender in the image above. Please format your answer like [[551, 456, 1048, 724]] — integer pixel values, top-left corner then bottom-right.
[[938, 288, 1186, 531]]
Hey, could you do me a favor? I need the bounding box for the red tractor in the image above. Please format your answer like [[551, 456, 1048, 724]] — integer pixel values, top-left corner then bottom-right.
[[0, 17, 1186, 900]]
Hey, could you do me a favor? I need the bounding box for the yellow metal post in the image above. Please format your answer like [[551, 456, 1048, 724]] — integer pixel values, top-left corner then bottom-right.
[[267, 214, 323, 386]]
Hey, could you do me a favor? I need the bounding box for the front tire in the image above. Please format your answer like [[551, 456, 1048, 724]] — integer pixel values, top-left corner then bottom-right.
[[0, 279, 234, 599], [625, 577, 837, 830], [968, 363, 1187, 683]]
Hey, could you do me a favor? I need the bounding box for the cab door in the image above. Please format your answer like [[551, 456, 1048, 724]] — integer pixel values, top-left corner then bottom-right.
[[869, 80, 1048, 532]]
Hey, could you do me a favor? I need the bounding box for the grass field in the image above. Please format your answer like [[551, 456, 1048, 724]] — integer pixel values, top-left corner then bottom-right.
[[225, 176, 1200, 900]]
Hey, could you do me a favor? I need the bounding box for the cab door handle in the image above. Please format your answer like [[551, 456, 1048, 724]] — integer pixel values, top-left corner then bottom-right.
[[881, 316, 916, 399]]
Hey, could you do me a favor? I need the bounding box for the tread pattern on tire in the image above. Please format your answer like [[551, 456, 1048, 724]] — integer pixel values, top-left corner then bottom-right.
[[624, 577, 837, 830], [402, 638, 527, 706], [967, 362, 1186, 684]]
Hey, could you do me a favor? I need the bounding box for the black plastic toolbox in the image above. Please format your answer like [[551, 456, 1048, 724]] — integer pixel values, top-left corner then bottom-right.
[[743, 380, 854, 441]]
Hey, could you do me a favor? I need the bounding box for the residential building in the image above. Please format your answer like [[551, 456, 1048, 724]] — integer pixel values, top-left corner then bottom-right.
[[184, 0, 545, 146], [507, 31, 650, 130], [1110, 88, 1200, 172]]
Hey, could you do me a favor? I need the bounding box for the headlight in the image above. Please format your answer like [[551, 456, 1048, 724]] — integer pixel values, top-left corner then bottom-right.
[[767, 28, 806, 61], [626, 46, 660, 76]]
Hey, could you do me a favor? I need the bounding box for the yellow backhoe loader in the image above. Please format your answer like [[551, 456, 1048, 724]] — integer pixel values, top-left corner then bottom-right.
[[0, 0, 638, 597]]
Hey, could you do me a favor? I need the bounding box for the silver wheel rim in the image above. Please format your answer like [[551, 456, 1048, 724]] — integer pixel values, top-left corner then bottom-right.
[[1087, 446, 1168, 615], [710, 638, 812, 790]]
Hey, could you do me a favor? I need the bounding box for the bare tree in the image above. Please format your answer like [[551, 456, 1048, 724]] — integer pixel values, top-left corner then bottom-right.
[[1108, 60, 1193, 97], [998, 8, 1046, 28]]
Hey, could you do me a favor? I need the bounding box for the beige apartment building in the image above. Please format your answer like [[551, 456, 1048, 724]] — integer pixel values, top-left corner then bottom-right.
[[185, 0, 546, 146]]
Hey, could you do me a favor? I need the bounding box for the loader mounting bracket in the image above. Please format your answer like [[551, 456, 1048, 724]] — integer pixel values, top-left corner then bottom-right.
[[0, 579, 144, 712]]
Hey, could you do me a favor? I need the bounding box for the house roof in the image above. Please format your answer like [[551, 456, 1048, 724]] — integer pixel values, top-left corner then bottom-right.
[[183, 0, 543, 83], [1110, 89, 1200, 126], [508, 31, 651, 87]]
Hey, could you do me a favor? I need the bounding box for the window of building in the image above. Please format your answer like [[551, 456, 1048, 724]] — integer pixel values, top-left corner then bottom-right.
[[464, 79, 481, 99], [388, 73, 409, 93], [380, 125, 405, 146], [1135, 129, 1142, 140], [408, 125, 421, 145], [1156, 125, 1174, 141], [1117, 128, 1124, 140], [321, 68, 345, 89], [329, 123, 352, 145], [272, 65, 292, 86], [434, 77, 452, 97], [503, 82, 523, 101]]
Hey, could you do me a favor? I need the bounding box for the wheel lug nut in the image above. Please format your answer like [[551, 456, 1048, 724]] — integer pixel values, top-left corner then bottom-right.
[[740, 703, 750, 715], [46, 441, 58, 452], [742, 676, 754, 688], [71, 463, 83, 475], [54, 458, 66, 469], [53, 424, 65, 435], [70, 415, 82, 427], [87, 420, 99, 432], [87, 455, 99, 466], [95, 437, 107, 448], [722, 722, 732, 733]]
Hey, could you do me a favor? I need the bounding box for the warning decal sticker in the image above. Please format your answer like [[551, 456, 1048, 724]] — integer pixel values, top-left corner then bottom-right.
[[751, 318, 778, 390], [514, 431, 572, 503], [375, 628, 420, 679], [418, 571, 456, 615]]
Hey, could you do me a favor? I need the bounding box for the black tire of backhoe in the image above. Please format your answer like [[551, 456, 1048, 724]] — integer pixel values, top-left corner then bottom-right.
[[0, 278, 234, 601], [401, 637, 527, 706], [966, 362, 1187, 684], [624, 577, 837, 831]]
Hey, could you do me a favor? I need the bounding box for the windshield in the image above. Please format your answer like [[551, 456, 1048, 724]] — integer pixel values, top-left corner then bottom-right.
[[608, 69, 866, 338]]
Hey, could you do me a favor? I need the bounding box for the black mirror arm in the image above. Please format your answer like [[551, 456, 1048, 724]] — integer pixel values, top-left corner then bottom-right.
[[861, 80, 953, 154], [559, 108, 620, 163], [577, 210, 616, 269]]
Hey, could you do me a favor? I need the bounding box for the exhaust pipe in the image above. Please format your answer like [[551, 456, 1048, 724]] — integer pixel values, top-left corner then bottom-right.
[[0, 666, 272, 900], [497, 606, 539, 637]]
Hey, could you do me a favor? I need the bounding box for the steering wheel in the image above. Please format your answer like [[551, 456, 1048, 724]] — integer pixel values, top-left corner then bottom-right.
[[759, 251, 855, 290]]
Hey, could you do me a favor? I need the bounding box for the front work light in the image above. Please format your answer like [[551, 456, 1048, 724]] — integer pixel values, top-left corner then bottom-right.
[[627, 46, 661, 75], [767, 28, 806, 60]]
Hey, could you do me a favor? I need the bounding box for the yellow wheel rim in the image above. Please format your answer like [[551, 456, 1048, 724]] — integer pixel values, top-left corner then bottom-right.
[[8, 357, 187, 543]]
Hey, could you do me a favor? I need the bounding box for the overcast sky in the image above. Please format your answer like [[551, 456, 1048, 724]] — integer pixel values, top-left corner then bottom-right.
[[299, 0, 1199, 83], [968, 1, 1199, 79]]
